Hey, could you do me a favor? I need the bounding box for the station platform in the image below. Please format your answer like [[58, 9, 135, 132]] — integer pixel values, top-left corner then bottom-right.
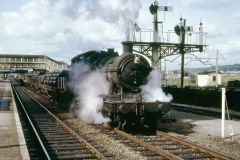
[[171, 102, 240, 119], [0, 81, 29, 160]]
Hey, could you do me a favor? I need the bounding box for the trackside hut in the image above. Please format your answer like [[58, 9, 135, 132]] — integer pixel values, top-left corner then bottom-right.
[[197, 71, 222, 87]]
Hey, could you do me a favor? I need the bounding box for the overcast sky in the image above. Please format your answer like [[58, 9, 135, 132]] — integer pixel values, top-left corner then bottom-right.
[[0, 0, 240, 70]]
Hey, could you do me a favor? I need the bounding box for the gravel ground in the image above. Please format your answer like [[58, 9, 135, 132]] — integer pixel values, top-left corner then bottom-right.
[[158, 110, 240, 158]]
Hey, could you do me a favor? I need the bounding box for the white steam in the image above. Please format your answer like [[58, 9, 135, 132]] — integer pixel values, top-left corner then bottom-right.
[[70, 63, 110, 124], [81, 0, 142, 40], [141, 69, 172, 102]]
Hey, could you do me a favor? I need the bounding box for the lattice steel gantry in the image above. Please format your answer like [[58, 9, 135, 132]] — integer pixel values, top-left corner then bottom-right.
[[122, 0, 207, 88], [122, 41, 204, 60]]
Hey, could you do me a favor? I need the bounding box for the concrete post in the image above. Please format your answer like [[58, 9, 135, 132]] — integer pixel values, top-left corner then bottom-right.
[[221, 88, 226, 138]]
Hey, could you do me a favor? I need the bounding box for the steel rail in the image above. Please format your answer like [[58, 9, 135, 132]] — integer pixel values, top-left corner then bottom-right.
[[114, 128, 183, 160], [114, 127, 236, 160], [22, 87, 107, 160], [157, 131, 235, 160], [12, 85, 51, 160]]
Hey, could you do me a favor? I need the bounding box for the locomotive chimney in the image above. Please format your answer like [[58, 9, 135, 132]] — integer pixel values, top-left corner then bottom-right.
[[107, 48, 114, 54], [122, 42, 133, 54]]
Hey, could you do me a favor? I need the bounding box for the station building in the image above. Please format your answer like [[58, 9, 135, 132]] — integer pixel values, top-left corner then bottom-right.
[[0, 54, 68, 73]]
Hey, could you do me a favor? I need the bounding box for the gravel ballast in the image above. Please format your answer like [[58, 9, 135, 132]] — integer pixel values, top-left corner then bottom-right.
[[158, 110, 240, 158]]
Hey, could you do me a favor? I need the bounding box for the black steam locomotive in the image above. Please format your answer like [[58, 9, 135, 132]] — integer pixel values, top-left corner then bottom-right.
[[28, 49, 170, 134], [71, 49, 170, 133]]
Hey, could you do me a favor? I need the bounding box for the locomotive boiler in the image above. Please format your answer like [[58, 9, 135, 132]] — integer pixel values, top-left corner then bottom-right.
[[71, 49, 171, 133]]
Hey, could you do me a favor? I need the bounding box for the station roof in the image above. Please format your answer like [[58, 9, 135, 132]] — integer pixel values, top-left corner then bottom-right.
[[0, 54, 63, 64], [197, 71, 222, 75]]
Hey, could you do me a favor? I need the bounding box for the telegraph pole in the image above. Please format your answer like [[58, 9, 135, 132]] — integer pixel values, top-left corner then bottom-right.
[[216, 49, 219, 87], [180, 18, 186, 88], [151, 1, 161, 70]]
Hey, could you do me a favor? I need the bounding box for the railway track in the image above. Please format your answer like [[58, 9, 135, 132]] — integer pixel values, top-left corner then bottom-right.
[[92, 125, 236, 160], [12, 84, 113, 160], [17, 86, 237, 160]]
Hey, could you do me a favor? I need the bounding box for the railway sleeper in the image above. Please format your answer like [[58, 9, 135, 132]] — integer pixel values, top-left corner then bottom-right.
[[39, 130, 66, 134], [49, 149, 92, 156], [43, 134, 70, 138], [46, 143, 85, 148], [49, 146, 86, 151], [159, 145, 187, 150], [168, 149, 194, 155], [37, 125, 60, 129], [37, 123, 59, 126], [141, 150, 160, 157], [147, 157, 166, 160], [147, 141, 175, 145], [35, 120, 56, 122], [44, 137, 75, 141], [45, 140, 78, 144], [179, 152, 213, 159], [52, 153, 97, 160], [131, 146, 146, 151], [37, 124, 62, 127]]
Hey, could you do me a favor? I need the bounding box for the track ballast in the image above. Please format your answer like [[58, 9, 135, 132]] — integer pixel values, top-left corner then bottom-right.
[[12, 84, 112, 160]]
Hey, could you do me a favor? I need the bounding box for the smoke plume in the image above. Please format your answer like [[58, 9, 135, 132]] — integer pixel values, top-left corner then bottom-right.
[[141, 69, 172, 102], [69, 63, 110, 124], [81, 0, 142, 41]]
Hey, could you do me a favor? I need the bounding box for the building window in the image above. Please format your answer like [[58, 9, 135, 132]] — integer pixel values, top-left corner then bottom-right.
[[213, 76, 216, 81], [0, 64, 4, 69], [0, 58, 5, 62], [28, 58, 33, 62], [16, 58, 21, 62], [6, 58, 10, 62], [5, 64, 10, 69], [22, 58, 28, 62], [39, 58, 44, 62]]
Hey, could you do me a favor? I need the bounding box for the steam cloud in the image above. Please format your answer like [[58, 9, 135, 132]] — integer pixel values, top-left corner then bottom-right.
[[141, 69, 172, 102], [81, 0, 142, 40], [70, 63, 110, 124]]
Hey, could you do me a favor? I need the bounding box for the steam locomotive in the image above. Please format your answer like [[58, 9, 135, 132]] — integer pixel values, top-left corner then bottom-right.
[[27, 49, 171, 134]]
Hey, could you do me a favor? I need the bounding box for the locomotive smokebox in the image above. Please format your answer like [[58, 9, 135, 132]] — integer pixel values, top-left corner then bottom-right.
[[106, 53, 151, 91]]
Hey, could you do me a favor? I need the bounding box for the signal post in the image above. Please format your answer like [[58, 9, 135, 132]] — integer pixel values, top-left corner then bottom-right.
[[122, 1, 207, 88]]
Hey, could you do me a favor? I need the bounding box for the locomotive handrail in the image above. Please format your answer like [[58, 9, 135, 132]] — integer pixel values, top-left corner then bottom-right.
[[12, 84, 51, 160]]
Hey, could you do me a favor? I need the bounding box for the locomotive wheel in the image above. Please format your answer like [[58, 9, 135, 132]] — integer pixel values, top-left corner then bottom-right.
[[117, 113, 125, 130], [109, 113, 124, 130], [109, 114, 118, 127], [122, 113, 134, 133], [144, 112, 158, 135]]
